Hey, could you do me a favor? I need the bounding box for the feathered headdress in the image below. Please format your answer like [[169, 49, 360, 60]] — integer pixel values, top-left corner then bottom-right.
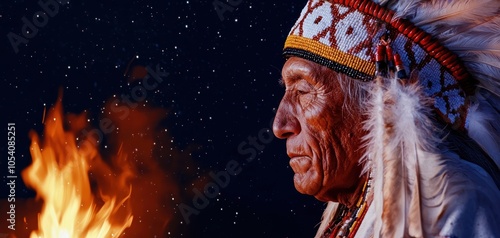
[[282, 0, 500, 237]]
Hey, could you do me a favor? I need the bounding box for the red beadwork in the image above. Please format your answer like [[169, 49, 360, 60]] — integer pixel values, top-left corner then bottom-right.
[[435, 45, 446, 52], [403, 25, 412, 35], [426, 42, 442, 52], [438, 51, 456, 62], [392, 18, 402, 27], [407, 28, 418, 37], [435, 50, 448, 61], [413, 30, 426, 43], [450, 63, 462, 72], [374, 6, 384, 18], [359, 1, 368, 12], [386, 45, 394, 60], [435, 46, 446, 56], [379, 9, 388, 19], [329, 0, 474, 96], [437, 51, 452, 63], [420, 35, 432, 45], [428, 50, 437, 58], [397, 20, 409, 32], [377, 6, 386, 19], [368, 1, 377, 14], [372, 5, 380, 18], [394, 53, 403, 67], [376, 45, 386, 62], [442, 54, 458, 66], [353, 0, 362, 9], [384, 10, 394, 22]]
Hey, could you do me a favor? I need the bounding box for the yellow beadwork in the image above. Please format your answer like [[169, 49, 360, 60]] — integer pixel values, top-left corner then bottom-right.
[[284, 35, 376, 77]]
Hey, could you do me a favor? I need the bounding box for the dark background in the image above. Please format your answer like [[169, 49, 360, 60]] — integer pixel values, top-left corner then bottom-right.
[[0, 0, 325, 237]]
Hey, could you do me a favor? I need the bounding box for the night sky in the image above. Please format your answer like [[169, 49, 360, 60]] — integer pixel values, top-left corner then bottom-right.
[[0, 1, 326, 237]]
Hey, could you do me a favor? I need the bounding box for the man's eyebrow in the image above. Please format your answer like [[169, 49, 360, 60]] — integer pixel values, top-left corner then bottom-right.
[[281, 71, 301, 84], [279, 75, 300, 88], [285, 72, 320, 89]]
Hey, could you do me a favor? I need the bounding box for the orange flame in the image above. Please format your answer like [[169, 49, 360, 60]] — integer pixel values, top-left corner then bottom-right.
[[22, 100, 133, 238]]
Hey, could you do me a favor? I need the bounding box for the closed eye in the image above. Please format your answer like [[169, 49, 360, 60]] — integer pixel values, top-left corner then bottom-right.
[[297, 90, 307, 95]]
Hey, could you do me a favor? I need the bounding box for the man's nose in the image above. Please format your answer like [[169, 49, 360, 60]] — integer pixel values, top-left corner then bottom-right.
[[273, 98, 301, 139]]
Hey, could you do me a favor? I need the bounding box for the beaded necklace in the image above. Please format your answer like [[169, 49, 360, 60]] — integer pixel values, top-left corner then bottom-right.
[[322, 177, 373, 238]]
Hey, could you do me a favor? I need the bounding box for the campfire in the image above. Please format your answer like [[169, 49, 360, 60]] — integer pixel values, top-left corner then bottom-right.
[[13, 91, 203, 237], [22, 99, 133, 238]]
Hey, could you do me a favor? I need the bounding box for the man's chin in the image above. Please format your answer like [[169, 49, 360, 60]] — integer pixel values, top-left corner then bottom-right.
[[293, 172, 321, 196], [313, 192, 335, 202]]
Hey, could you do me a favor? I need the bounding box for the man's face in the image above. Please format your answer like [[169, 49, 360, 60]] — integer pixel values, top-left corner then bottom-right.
[[273, 57, 366, 203]]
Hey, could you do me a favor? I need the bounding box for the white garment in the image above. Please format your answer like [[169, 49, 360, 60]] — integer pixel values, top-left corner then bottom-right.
[[355, 153, 500, 237]]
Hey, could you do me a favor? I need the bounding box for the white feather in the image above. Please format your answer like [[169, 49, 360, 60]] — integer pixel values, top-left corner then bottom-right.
[[467, 92, 500, 166], [361, 76, 387, 237], [358, 73, 500, 237], [390, 78, 434, 237], [379, 77, 405, 237], [385, 0, 500, 168], [388, 0, 422, 19], [314, 202, 339, 238], [411, 0, 498, 27]]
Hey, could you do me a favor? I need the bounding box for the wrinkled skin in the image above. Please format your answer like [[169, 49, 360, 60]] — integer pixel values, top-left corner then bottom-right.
[[273, 57, 367, 207]]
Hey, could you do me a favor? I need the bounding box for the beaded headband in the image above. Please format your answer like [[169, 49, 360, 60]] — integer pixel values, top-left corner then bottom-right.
[[283, 0, 477, 130]]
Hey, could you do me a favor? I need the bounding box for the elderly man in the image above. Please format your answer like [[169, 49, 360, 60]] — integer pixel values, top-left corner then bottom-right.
[[273, 0, 500, 237]]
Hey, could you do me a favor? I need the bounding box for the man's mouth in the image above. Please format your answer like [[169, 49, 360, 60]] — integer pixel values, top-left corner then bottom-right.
[[289, 156, 312, 174]]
